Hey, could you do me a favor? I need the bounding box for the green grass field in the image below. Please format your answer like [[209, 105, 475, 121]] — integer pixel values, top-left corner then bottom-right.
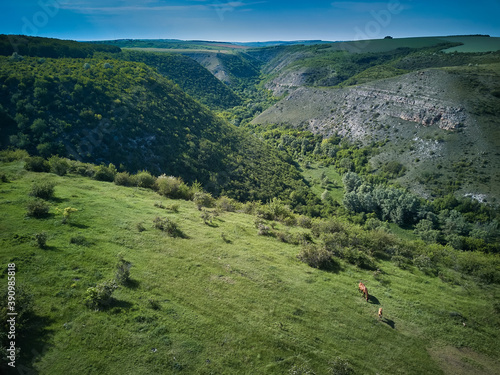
[[1, 161, 499, 374], [300, 162, 344, 203]]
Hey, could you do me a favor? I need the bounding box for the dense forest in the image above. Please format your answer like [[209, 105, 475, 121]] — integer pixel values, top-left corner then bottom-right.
[[117, 50, 242, 110]]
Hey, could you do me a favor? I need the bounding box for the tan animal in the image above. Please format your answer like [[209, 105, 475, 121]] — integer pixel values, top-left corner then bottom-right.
[[378, 307, 383, 320], [358, 282, 369, 302]]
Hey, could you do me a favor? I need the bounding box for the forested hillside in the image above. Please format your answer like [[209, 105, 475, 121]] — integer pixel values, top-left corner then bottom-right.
[[118, 50, 242, 110], [0, 52, 305, 201]]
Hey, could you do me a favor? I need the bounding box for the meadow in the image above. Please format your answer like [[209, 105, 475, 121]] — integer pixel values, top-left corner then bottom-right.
[[1, 159, 499, 374]]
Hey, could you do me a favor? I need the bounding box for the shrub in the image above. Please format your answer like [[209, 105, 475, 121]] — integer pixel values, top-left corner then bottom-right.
[[70, 235, 91, 246], [156, 175, 190, 198], [283, 216, 297, 227], [135, 171, 156, 189], [33, 232, 48, 248], [24, 156, 50, 172], [0, 173, 8, 183], [93, 163, 117, 182], [339, 247, 377, 270], [60, 207, 78, 224], [48, 155, 69, 176], [267, 197, 293, 221], [168, 203, 180, 213], [257, 223, 273, 237], [136, 223, 146, 232], [328, 356, 354, 375], [114, 172, 133, 186], [311, 219, 345, 238], [26, 199, 50, 218], [216, 196, 238, 212], [68, 160, 95, 177], [0, 149, 28, 162], [200, 210, 215, 225], [153, 217, 183, 237], [193, 192, 214, 210], [115, 255, 132, 285], [297, 245, 337, 271], [296, 215, 313, 228], [84, 281, 118, 310], [276, 231, 295, 244], [29, 179, 55, 200]]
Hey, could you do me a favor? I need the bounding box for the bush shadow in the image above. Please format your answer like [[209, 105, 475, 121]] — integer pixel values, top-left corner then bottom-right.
[[123, 278, 140, 289]]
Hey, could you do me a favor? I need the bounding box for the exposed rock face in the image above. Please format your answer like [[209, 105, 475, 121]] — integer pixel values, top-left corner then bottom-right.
[[253, 69, 470, 140]]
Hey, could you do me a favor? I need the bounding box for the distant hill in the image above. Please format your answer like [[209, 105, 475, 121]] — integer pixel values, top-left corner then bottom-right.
[[0, 34, 121, 57]]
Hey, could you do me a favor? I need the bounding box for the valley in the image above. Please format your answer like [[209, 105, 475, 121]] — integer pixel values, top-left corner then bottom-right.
[[0, 34, 500, 374]]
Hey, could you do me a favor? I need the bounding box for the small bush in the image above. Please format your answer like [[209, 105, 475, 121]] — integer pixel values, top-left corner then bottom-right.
[[115, 254, 132, 285], [29, 179, 55, 200], [328, 356, 354, 375], [70, 235, 91, 246], [114, 171, 133, 186], [0, 149, 28, 162], [68, 160, 95, 177], [153, 217, 183, 237], [283, 216, 297, 227], [136, 223, 146, 232], [26, 199, 50, 218], [297, 245, 337, 271], [216, 196, 238, 212], [156, 174, 191, 198], [168, 203, 180, 213], [84, 281, 118, 310], [33, 232, 48, 248], [297, 215, 313, 228], [0, 173, 8, 183], [200, 210, 214, 225], [276, 231, 295, 244], [339, 247, 377, 270], [24, 156, 50, 172], [295, 232, 314, 245], [257, 223, 273, 237], [136, 171, 156, 189], [93, 163, 117, 182], [59, 207, 78, 224], [193, 192, 214, 210], [48, 155, 69, 176]]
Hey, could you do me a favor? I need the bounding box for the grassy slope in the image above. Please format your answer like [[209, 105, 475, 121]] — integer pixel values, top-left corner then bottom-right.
[[1, 161, 499, 374]]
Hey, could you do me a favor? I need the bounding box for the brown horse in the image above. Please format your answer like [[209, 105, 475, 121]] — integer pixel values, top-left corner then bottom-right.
[[378, 307, 383, 320], [358, 282, 369, 302]]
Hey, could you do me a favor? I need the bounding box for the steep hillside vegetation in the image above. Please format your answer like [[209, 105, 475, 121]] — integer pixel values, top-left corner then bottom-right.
[[1, 159, 499, 374], [0, 54, 304, 201], [117, 50, 242, 110]]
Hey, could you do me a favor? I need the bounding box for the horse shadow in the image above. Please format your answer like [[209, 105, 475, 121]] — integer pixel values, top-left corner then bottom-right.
[[368, 295, 380, 305], [382, 318, 396, 329]]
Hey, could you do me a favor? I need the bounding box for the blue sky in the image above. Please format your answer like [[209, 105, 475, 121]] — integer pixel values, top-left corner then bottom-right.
[[1, 0, 499, 42]]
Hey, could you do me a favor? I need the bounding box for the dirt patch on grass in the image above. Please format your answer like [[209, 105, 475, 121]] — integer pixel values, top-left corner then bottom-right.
[[428, 346, 500, 375]]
